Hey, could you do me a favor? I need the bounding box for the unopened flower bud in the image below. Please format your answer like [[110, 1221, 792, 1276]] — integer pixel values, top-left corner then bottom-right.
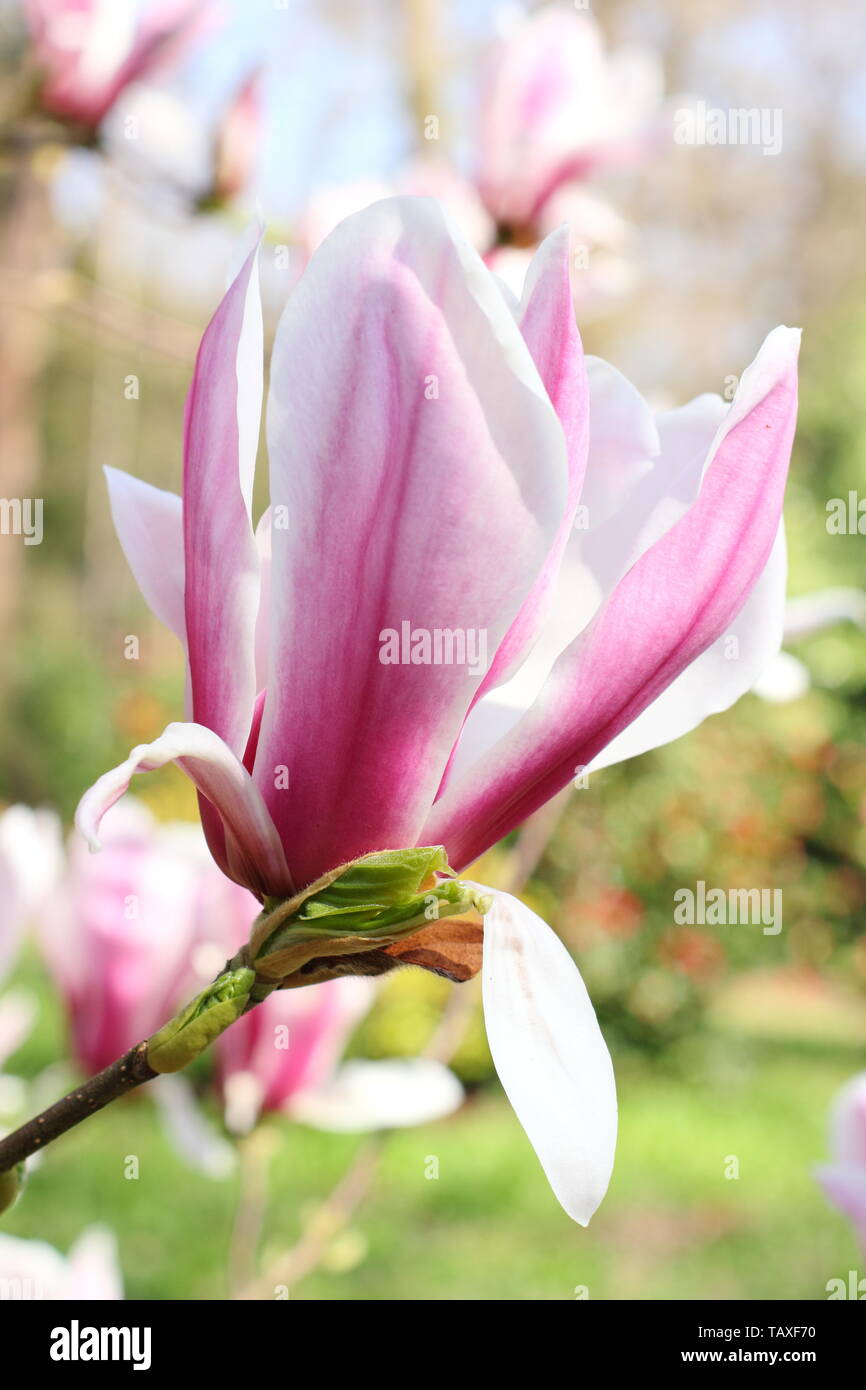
[[147, 967, 255, 1074], [0, 1164, 23, 1216]]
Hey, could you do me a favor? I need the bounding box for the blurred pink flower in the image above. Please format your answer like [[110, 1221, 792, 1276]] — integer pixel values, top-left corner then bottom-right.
[[213, 69, 262, 204], [41, 800, 256, 1075], [0, 1225, 122, 1299], [77, 197, 798, 1225], [816, 1072, 866, 1252], [476, 6, 662, 231], [215, 978, 372, 1126], [25, 0, 210, 128], [215, 978, 463, 1135]]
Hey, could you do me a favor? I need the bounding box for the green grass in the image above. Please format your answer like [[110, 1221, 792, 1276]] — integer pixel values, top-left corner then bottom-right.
[[3, 1023, 859, 1300]]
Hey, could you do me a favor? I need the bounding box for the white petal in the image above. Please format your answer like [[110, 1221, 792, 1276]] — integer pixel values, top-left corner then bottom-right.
[[104, 467, 185, 643], [64, 1226, 124, 1301], [479, 887, 616, 1225], [783, 588, 866, 640], [288, 1058, 464, 1132]]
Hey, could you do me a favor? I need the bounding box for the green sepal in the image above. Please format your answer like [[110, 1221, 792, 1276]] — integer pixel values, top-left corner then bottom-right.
[[250, 847, 488, 983], [147, 967, 255, 1074]]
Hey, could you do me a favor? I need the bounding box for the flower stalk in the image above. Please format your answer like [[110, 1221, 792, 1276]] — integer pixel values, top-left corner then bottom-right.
[[0, 966, 256, 1184]]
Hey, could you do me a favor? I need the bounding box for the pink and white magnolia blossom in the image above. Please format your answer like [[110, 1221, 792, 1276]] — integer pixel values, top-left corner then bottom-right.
[[76, 195, 798, 1224], [24, 0, 209, 128], [214, 978, 462, 1135], [816, 1072, 866, 1253], [476, 6, 663, 232]]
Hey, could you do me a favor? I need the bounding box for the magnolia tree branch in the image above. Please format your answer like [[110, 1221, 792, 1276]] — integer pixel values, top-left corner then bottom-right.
[[0, 811, 571, 1218], [0, 966, 255, 1207], [0, 1042, 156, 1173]]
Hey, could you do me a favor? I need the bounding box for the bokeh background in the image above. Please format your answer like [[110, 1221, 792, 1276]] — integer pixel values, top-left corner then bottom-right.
[[0, 0, 865, 1300]]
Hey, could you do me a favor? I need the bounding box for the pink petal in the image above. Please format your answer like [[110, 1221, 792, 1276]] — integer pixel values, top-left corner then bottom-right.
[[75, 722, 292, 899], [586, 525, 787, 772], [183, 231, 263, 759], [254, 196, 567, 886], [215, 977, 374, 1124], [426, 327, 800, 869]]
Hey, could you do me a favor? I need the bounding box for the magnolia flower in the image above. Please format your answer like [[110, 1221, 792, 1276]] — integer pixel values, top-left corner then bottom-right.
[[77, 196, 798, 1223], [215, 977, 462, 1135], [816, 1072, 866, 1253], [0, 1225, 122, 1299], [212, 70, 262, 205], [476, 6, 663, 232], [24, 0, 208, 128], [41, 799, 249, 1076]]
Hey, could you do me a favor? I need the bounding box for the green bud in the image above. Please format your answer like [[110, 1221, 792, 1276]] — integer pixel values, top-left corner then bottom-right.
[[147, 967, 255, 1074], [0, 1164, 23, 1216]]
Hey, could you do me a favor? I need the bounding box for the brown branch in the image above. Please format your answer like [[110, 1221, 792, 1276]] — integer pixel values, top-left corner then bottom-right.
[[0, 1042, 156, 1174]]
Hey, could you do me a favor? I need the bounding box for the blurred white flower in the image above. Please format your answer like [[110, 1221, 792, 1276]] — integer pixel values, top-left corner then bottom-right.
[[752, 587, 866, 702], [0, 1225, 123, 1299]]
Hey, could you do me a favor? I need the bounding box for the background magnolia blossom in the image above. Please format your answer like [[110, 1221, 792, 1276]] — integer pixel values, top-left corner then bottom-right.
[[24, 0, 210, 128]]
